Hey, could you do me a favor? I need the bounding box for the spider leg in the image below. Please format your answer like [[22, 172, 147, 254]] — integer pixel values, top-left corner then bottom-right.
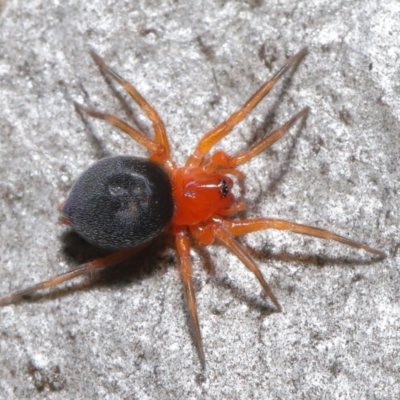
[[204, 108, 308, 172], [175, 227, 205, 368], [74, 103, 162, 153], [90, 51, 171, 158], [214, 226, 281, 311], [0, 247, 139, 307], [186, 48, 307, 168], [225, 218, 385, 257]]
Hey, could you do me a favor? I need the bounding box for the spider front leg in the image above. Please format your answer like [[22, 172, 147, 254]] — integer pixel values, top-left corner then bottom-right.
[[0, 248, 139, 307], [214, 227, 282, 311], [190, 222, 281, 311], [225, 218, 385, 257], [186, 48, 307, 168], [203, 107, 309, 172], [174, 227, 205, 368]]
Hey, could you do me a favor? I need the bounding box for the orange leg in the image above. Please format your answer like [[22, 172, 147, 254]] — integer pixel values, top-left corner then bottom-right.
[[205, 107, 309, 171], [75, 103, 162, 153], [186, 48, 308, 168], [214, 226, 281, 311], [174, 227, 205, 368], [90, 51, 171, 158], [225, 218, 385, 257], [0, 247, 140, 307]]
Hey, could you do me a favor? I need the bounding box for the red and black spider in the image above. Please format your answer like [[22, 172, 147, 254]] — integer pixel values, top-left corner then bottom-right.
[[0, 49, 384, 367]]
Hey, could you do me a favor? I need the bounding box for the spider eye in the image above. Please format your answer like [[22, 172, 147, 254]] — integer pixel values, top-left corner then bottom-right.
[[219, 179, 230, 198]]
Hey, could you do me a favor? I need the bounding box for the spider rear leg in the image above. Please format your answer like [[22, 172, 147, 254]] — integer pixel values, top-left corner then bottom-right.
[[186, 48, 307, 168], [175, 228, 205, 368], [74, 103, 162, 153], [90, 51, 171, 157], [225, 218, 385, 257], [0, 247, 140, 307]]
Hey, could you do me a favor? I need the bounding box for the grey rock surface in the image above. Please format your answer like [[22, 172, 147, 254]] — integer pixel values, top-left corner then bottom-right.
[[0, 1, 399, 399]]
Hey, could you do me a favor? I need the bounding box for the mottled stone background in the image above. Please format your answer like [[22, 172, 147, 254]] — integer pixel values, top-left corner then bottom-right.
[[0, 1, 399, 398]]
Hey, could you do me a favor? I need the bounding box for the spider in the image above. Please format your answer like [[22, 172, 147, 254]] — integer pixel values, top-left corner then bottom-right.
[[0, 49, 384, 367]]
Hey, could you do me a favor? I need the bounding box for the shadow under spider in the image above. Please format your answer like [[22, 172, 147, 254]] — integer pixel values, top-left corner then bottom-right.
[[247, 243, 384, 269], [191, 242, 277, 315], [16, 231, 173, 305], [30, 228, 278, 315]]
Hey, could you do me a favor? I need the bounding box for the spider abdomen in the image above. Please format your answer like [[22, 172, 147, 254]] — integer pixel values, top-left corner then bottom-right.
[[62, 156, 174, 249]]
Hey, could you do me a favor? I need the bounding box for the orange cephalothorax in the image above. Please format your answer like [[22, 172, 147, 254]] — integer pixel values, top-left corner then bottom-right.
[[172, 167, 234, 226]]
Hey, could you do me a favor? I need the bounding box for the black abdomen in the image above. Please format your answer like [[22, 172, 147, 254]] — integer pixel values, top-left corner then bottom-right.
[[63, 156, 174, 249]]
